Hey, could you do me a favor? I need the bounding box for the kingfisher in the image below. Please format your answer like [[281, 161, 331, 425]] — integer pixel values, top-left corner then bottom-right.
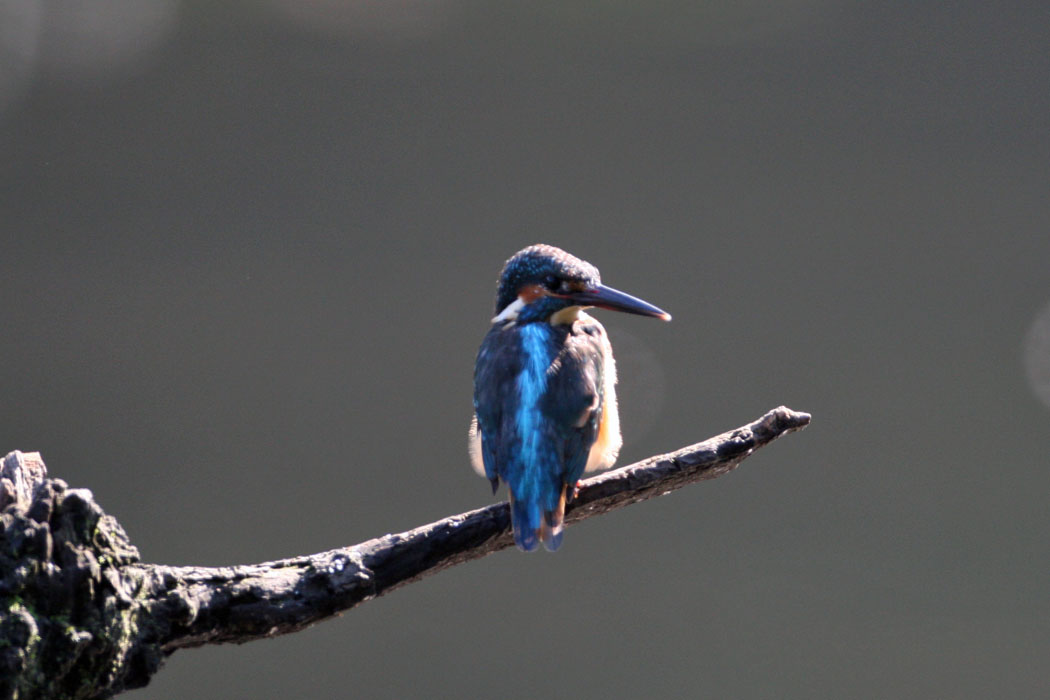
[[469, 244, 671, 552]]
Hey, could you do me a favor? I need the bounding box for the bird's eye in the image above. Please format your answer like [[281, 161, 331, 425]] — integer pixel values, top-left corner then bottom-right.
[[543, 274, 560, 291]]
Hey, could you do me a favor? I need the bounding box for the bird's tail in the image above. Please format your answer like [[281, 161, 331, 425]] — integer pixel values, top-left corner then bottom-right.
[[509, 484, 567, 552]]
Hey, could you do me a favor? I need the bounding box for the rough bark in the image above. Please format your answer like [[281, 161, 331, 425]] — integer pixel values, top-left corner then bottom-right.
[[0, 406, 809, 699]]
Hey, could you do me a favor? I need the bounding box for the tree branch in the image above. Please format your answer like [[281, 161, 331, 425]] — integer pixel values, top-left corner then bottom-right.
[[0, 406, 809, 699]]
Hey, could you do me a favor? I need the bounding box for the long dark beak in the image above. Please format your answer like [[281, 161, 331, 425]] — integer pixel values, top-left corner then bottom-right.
[[568, 284, 671, 321]]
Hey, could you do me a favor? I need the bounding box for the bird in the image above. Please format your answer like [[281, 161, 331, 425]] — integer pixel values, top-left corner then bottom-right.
[[469, 244, 671, 552]]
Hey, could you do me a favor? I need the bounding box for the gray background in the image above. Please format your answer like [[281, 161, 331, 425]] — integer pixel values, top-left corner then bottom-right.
[[3, 1, 1049, 698]]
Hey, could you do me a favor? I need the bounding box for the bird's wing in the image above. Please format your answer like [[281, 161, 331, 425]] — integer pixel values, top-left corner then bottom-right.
[[472, 325, 523, 486], [544, 317, 609, 488]]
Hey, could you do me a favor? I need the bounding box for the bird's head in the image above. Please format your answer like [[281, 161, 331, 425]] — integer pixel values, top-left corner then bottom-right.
[[491, 244, 671, 325]]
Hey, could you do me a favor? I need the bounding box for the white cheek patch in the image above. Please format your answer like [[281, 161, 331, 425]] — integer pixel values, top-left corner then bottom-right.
[[491, 296, 526, 325]]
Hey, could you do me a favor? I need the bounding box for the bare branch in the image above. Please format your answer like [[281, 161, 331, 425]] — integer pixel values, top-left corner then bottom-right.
[[0, 406, 809, 699], [149, 406, 811, 650]]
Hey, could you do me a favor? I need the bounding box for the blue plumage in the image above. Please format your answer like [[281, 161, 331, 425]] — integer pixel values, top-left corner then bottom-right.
[[470, 245, 670, 552], [511, 324, 556, 550]]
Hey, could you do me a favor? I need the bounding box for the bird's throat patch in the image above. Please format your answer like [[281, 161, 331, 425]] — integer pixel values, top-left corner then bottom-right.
[[549, 305, 582, 326]]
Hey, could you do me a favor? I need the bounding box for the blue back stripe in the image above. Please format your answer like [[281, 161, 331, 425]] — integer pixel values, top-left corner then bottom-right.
[[515, 324, 551, 502]]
